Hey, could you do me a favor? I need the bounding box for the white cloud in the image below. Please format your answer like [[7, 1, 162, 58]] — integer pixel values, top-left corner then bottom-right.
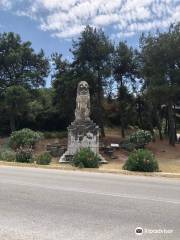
[[0, 0, 11, 9], [53, 25, 85, 38], [1, 0, 180, 39]]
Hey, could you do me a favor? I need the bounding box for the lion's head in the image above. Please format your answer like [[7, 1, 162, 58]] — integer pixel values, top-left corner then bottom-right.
[[77, 81, 89, 95]]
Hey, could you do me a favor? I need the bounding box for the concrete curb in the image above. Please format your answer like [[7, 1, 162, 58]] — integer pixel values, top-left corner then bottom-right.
[[0, 161, 180, 179]]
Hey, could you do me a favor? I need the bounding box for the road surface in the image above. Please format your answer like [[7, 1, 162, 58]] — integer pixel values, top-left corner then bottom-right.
[[0, 166, 180, 240]]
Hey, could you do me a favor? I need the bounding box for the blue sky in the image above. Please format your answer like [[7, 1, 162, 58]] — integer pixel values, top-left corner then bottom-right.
[[0, 0, 180, 86]]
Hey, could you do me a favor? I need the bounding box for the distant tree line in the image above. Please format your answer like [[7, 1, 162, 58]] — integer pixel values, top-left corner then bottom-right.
[[0, 23, 180, 146]]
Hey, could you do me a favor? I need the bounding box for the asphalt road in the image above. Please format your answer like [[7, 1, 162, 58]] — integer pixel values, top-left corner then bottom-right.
[[0, 166, 180, 240]]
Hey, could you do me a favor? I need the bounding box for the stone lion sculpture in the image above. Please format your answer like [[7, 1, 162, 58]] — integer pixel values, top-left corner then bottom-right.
[[75, 81, 90, 121]]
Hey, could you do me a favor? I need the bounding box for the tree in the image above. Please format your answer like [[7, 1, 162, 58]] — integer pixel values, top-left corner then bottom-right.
[[27, 88, 55, 131], [71, 26, 114, 137], [140, 23, 180, 145], [118, 86, 137, 132], [0, 32, 49, 93], [52, 53, 77, 127], [113, 42, 139, 137], [4, 86, 30, 131], [135, 94, 156, 140]]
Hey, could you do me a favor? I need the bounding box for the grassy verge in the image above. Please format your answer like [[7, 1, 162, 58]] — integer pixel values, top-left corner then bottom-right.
[[1, 161, 180, 179]]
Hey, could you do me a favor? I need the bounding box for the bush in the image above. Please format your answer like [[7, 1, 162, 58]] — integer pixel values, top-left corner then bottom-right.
[[9, 128, 43, 149], [0, 148, 16, 162], [16, 147, 33, 163], [36, 152, 52, 165], [129, 130, 152, 148], [73, 148, 100, 168], [123, 149, 159, 172]]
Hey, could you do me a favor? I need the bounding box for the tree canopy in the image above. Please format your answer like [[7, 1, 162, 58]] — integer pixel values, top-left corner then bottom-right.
[[0, 32, 49, 93], [0, 23, 180, 146]]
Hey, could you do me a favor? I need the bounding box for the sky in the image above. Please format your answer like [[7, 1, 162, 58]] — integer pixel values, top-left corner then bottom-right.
[[0, 0, 180, 86]]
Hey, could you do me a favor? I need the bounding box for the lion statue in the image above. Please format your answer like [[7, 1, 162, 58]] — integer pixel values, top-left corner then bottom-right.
[[75, 81, 90, 121]]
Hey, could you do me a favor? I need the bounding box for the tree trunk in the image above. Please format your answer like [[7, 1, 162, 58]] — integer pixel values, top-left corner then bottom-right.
[[147, 103, 155, 141], [137, 96, 143, 129], [97, 74, 105, 138], [121, 114, 125, 138], [10, 115, 16, 132], [156, 110, 163, 140], [97, 94, 105, 138], [168, 102, 176, 146], [164, 117, 168, 135], [174, 105, 177, 142], [149, 126, 155, 142], [158, 126, 163, 140], [99, 114, 105, 137], [119, 84, 125, 138]]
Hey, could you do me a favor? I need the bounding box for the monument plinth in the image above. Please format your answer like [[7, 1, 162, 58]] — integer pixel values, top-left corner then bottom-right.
[[60, 81, 105, 163]]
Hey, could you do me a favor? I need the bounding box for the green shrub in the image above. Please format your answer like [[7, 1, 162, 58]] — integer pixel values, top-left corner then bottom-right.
[[36, 152, 52, 165], [16, 147, 33, 163], [0, 148, 16, 162], [129, 130, 152, 148], [9, 128, 43, 149], [73, 148, 100, 168], [123, 149, 159, 172]]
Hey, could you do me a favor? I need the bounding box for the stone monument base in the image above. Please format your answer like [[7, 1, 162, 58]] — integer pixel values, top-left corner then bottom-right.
[[59, 119, 107, 163]]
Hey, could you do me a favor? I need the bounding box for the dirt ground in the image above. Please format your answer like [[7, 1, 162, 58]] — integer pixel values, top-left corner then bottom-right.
[[148, 139, 180, 173], [102, 129, 180, 173], [36, 130, 180, 173], [0, 129, 180, 173], [99, 139, 180, 173]]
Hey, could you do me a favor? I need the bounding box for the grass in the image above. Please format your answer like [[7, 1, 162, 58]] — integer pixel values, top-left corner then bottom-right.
[[1, 161, 180, 179]]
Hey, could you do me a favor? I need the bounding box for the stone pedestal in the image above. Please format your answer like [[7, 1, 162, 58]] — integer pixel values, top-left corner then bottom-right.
[[60, 120, 100, 162]]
